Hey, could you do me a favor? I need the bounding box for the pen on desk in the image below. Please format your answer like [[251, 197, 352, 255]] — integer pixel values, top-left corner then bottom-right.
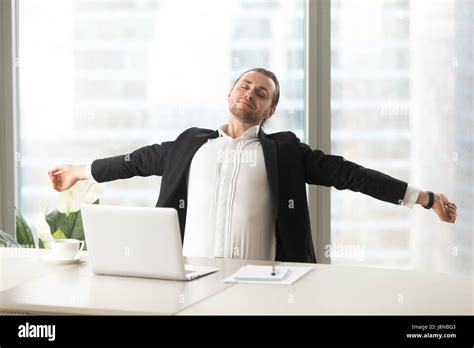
[[271, 264, 276, 276]]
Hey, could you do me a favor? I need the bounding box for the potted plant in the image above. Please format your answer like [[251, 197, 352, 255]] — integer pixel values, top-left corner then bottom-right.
[[0, 181, 105, 249]]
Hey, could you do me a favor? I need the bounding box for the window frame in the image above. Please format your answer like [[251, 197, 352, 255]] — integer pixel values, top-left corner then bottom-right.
[[306, 0, 331, 264], [0, 0, 20, 238]]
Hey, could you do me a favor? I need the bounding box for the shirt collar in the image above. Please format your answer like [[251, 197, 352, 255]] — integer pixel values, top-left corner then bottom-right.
[[218, 124, 260, 140]]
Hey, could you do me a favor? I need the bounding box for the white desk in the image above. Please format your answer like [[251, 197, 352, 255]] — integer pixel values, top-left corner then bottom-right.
[[178, 262, 473, 315], [0, 248, 472, 315], [0, 248, 276, 315], [0, 247, 75, 292]]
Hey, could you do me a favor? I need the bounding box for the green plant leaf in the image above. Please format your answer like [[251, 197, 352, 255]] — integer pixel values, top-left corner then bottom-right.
[[68, 211, 85, 240], [15, 208, 36, 248], [38, 238, 46, 249], [46, 209, 85, 242], [0, 230, 19, 247], [46, 210, 66, 235], [48, 211, 68, 238], [52, 229, 67, 239]]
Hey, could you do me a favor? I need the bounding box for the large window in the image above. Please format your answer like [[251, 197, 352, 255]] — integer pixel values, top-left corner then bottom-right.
[[18, 0, 305, 222], [331, 0, 472, 275], [15, 0, 471, 276]]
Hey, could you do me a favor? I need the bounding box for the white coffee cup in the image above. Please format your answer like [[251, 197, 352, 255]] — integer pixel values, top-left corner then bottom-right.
[[51, 239, 85, 260]]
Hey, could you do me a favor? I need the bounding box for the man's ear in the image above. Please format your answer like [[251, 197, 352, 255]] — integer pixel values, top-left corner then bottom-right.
[[264, 107, 276, 119], [228, 86, 235, 98]]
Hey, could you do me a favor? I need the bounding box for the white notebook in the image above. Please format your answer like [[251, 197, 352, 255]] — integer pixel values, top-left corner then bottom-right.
[[232, 265, 289, 281], [223, 265, 312, 285]]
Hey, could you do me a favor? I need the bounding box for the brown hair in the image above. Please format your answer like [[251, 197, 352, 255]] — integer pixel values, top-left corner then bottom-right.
[[231, 67, 280, 109]]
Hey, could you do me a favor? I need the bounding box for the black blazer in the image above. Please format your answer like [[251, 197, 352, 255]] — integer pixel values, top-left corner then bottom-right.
[[91, 127, 408, 263]]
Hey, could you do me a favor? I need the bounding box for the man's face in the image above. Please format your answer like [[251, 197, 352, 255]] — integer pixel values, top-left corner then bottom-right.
[[227, 71, 276, 125]]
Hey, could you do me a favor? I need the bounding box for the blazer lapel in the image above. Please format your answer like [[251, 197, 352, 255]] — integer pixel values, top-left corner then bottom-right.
[[159, 129, 220, 205], [259, 129, 279, 217], [182, 130, 220, 189]]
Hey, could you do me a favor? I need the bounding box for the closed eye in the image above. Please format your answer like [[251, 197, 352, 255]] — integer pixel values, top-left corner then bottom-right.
[[239, 81, 268, 98]]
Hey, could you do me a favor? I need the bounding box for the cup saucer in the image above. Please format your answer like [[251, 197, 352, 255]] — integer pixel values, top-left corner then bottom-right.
[[41, 252, 87, 265]]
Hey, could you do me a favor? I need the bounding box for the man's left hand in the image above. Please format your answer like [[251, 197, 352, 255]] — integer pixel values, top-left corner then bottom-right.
[[432, 193, 457, 224]]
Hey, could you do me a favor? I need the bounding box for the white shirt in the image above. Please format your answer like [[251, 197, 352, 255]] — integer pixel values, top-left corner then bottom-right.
[[183, 125, 275, 260], [85, 126, 421, 261]]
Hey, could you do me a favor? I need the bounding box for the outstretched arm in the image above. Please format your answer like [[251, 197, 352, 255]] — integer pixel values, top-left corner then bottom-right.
[[300, 142, 408, 205], [300, 142, 457, 224], [48, 141, 174, 192], [89, 141, 174, 182]]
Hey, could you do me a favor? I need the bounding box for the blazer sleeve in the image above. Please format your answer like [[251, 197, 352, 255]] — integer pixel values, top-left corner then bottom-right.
[[90, 141, 174, 183], [299, 141, 408, 205]]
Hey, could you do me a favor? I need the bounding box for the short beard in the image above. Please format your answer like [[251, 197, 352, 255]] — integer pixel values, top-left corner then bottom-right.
[[229, 104, 261, 125]]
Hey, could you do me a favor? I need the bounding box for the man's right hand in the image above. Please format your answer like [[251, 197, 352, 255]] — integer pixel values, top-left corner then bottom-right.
[[48, 164, 86, 192]]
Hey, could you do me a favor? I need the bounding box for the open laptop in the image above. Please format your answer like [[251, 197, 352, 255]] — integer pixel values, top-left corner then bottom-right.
[[81, 204, 219, 281]]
